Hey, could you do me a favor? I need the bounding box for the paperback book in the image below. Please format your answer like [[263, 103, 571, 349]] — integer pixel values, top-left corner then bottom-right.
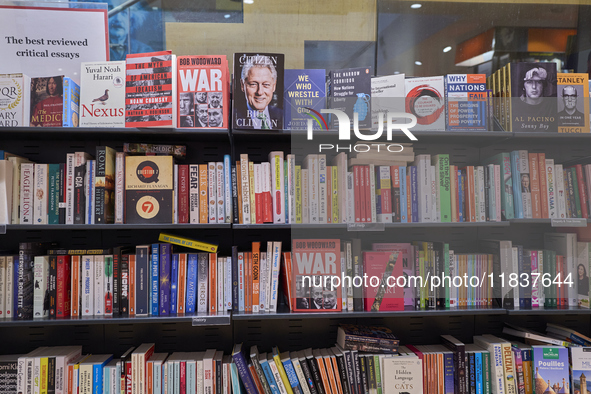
[[557, 73, 589, 133], [327, 67, 372, 129], [0, 73, 30, 127], [79, 61, 126, 127], [405, 76, 446, 131]]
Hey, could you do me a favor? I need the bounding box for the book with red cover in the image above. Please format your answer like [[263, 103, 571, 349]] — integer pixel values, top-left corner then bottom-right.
[[209, 253, 217, 313], [362, 251, 403, 311], [56, 255, 71, 318], [291, 239, 341, 312], [178, 165, 189, 223]]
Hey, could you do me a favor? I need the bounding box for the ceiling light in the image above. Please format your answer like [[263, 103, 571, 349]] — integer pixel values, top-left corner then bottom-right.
[[224, 14, 231, 18], [244, 0, 253, 4], [410, 4, 422, 9], [443, 46, 452, 53], [394, 71, 400, 75], [415, 61, 422, 66]]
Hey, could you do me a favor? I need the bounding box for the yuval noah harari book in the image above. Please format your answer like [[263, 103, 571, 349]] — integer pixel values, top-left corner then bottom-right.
[[291, 239, 341, 312], [232, 53, 284, 130], [0, 73, 31, 127], [79, 61, 126, 127], [125, 50, 177, 128], [176, 55, 230, 129]]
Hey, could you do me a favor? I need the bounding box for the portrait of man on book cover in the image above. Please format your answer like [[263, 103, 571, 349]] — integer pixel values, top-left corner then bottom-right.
[[233, 53, 284, 130], [558, 85, 585, 127]]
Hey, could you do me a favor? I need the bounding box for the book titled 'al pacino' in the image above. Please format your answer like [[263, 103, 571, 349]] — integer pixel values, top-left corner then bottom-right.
[[291, 239, 341, 312], [125, 156, 173, 224], [177, 55, 230, 129], [0, 73, 31, 127], [79, 61, 126, 127], [232, 53, 285, 130], [283, 69, 326, 130], [445, 74, 488, 131], [328, 67, 372, 129], [125, 50, 177, 128], [405, 76, 445, 131]]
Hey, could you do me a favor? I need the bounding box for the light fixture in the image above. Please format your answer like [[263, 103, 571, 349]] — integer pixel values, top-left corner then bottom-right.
[[415, 61, 422, 66], [410, 4, 422, 9], [244, 0, 253, 4], [443, 46, 452, 53], [394, 71, 400, 75], [224, 14, 231, 18]]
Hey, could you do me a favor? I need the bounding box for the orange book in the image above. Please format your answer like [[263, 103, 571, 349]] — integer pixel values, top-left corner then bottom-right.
[[245, 252, 252, 312], [177, 253, 187, 314], [199, 164, 208, 223], [70, 256, 80, 317], [209, 253, 217, 313], [252, 242, 260, 313], [529, 153, 542, 219], [248, 363, 265, 394], [406, 174, 411, 222], [281, 252, 293, 311], [329, 351, 344, 394], [437, 352, 444, 394], [538, 153, 549, 218], [147, 359, 153, 394], [129, 254, 136, 316], [314, 349, 332, 394], [322, 349, 338, 394], [236, 161, 243, 224]]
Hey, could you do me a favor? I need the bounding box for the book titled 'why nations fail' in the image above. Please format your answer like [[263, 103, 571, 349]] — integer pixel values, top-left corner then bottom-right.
[[125, 50, 177, 128], [79, 61, 126, 127]]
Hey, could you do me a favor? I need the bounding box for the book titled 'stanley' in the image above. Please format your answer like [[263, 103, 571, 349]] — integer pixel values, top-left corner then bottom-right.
[[79, 61, 126, 127]]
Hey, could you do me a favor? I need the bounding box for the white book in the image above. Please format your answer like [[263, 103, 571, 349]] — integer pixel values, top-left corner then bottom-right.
[[269, 151, 285, 224], [0, 160, 13, 224], [478, 166, 486, 222], [377, 166, 392, 223], [196, 352, 205, 394], [512, 247, 519, 308], [174, 164, 179, 224], [33, 255, 48, 318], [369, 163, 377, 223], [114, 152, 125, 224], [303, 154, 318, 223], [79, 61, 126, 127], [555, 164, 566, 219], [347, 172, 355, 224], [0, 73, 31, 127], [291, 353, 311, 394], [197, 253, 209, 313], [301, 168, 309, 224], [223, 156, 232, 223], [5, 256, 13, 319], [225, 256, 232, 311], [189, 164, 200, 224], [203, 349, 216, 394], [216, 162, 225, 223], [405, 76, 445, 131], [544, 159, 557, 219], [414, 154, 432, 222], [217, 257, 225, 312], [494, 164, 502, 222], [249, 161, 256, 225], [269, 241, 282, 312], [262, 161, 272, 224], [104, 255, 114, 317], [20, 162, 34, 224], [10, 156, 31, 224], [519, 150, 532, 219], [65, 153, 75, 224], [0, 257, 5, 318], [265, 242, 273, 313], [94, 255, 104, 316], [473, 336, 506, 394], [239, 154, 251, 224], [431, 164, 439, 222], [318, 154, 327, 223], [55, 346, 83, 394], [259, 252, 267, 312], [81, 255, 94, 316], [288, 154, 296, 224], [254, 163, 262, 223], [371, 74, 405, 129], [268, 354, 289, 394], [332, 152, 348, 223]]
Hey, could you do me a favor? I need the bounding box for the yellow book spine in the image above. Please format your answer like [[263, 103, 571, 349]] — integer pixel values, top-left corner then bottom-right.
[[295, 165, 302, 224], [249, 161, 256, 224], [332, 166, 338, 224], [273, 353, 294, 394], [40, 357, 48, 394], [158, 233, 218, 253]]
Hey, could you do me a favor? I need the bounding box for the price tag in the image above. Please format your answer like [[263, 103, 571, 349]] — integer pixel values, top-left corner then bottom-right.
[[347, 223, 385, 232], [551, 218, 587, 228], [191, 314, 231, 326]]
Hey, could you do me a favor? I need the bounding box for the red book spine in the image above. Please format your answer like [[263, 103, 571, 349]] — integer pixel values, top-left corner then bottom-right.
[[575, 164, 589, 218], [126, 361, 132, 394], [56, 255, 71, 318], [364, 165, 372, 222], [538, 153, 548, 218], [209, 253, 217, 313], [256, 193, 263, 223], [354, 166, 361, 223], [262, 191, 272, 223], [180, 361, 186, 394], [178, 165, 189, 223]]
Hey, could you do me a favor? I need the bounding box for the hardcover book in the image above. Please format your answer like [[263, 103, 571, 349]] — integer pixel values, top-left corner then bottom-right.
[[177, 55, 229, 129], [233, 53, 285, 130], [62, 77, 80, 127], [125, 50, 177, 128], [0, 73, 30, 127], [328, 67, 372, 129], [291, 239, 341, 312], [405, 76, 445, 131], [371, 74, 405, 130], [557, 73, 589, 133], [125, 155, 174, 224], [445, 74, 488, 131], [337, 324, 399, 353], [283, 69, 326, 130], [79, 61, 126, 127], [382, 357, 423, 394], [510, 62, 557, 132], [362, 251, 403, 311], [30, 75, 79, 127]]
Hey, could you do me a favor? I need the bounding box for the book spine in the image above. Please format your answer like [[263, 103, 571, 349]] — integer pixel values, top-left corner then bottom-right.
[[224, 155, 232, 223], [19, 163, 34, 224], [231, 165, 239, 224], [189, 164, 200, 224], [216, 162, 225, 223], [115, 152, 125, 224], [159, 244, 171, 316], [170, 254, 178, 314], [95, 147, 106, 224], [198, 253, 209, 313], [151, 244, 159, 316], [48, 164, 60, 224], [209, 253, 217, 313], [240, 154, 251, 224], [71, 256, 80, 317], [74, 153, 88, 224], [81, 255, 94, 316], [178, 165, 189, 224], [104, 255, 113, 316], [555, 164, 566, 219], [56, 255, 71, 318], [199, 164, 209, 224], [58, 163, 66, 224], [94, 255, 104, 315], [295, 165, 302, 223], [208, 162, 217, 223]]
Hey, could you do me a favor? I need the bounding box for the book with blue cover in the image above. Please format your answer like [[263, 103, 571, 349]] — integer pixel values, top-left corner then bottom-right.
[[445, 74, 487, 131], [186, 254, 198, 313], [284, 69, 326, 130]]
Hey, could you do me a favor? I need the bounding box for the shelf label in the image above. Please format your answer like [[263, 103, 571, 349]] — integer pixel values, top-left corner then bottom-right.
[[551, 218, 587, 228], [0, 225, 5, 235], [347, 223, 385, 232], [191, 314, 231, 326]]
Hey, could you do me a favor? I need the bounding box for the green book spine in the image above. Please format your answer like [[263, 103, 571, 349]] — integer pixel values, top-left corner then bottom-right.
[[482, 351, 491, 394], [48, 164, 60, 224], [483, 153, 514, 220], [374, 355, 382, 394], [571, 167, 582, 218], [439, 154, 451, 222]]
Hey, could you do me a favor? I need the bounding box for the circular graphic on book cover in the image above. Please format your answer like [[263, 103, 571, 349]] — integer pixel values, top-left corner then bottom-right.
[[136, 195, 160, 219], [113, 76, 124, 88], [405, 84, 444, 125], [136, 161, 160, 183], [0, 78, 22, 109]]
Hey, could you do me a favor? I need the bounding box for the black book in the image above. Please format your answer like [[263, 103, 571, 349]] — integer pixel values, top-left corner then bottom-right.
[[58, 163, 66, 224], [112, 246, 133, 316], [47, 356, 56, 394], [120, 253, 130, 317], [232, 246, 239, 313], [339, 346, 357, 394], [468, 351, 476, 394], [73, 152, 92, 224], [231, 165, 239, 224], [250, 345, 272, 394], [358, 355, 369, 394], [433, 242, 446, 309], [48, 255, 57, 318], [330, 347, 351, 394], [17, 242, 55, 320], [0, 355, 19, 394], [135, 245, 150, 316], [441, 334, 467, 394], [215, 351, 223, 394], [305, 348, 325, 394], [297, 350, 318, 394], [351, 239, 363, 311], [366, 355, 375, 394], [351, 350, 362, 394]]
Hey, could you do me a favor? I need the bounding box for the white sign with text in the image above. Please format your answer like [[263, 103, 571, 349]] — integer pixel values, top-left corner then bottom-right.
[[0, 5, 108, 83]]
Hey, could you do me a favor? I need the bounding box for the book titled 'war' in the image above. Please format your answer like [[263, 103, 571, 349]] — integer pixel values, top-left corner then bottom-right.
[[125, 50, 177, 128], [177, 55, 230, 129], [0, 73, 30, 127], [125, 156, 173, 224], [79, 61, 126, 127]]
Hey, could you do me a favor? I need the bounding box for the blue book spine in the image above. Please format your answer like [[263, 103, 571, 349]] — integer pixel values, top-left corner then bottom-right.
[[87, 161, 94, 224], [232, 246, 239, 313], [458, 170, 464, 222], [283, 69, 326, 130], [13, 257, 19, 314], [410, 166, 418, 222], [443, 352, 454, 394], [160, 244, 171, 315], [230, 363, 243, 394], [93, 356, 113, 394], [136, 245, 150, 315], [475, 351, 483, 394], [224, 155, 232, 224], [260, 359, 281, 394], [170, 254, 179, 314], [232, 350, 258, 394], [104, 366, 110, 394], [281, 358, 302, 392], [511, 151, 524, 218], [186, 254, 198, 313], [399, 166, 407, 223], [62, 77, 80, 127], [151, 244, 160, 316]]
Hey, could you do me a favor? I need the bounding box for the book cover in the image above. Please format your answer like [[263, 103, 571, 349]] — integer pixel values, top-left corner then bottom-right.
[[570, 347, 591, 394], [532, 346, 569, 394], [233, 53, 285, 130], [328, 67, 372, 129], [0, 73, 30, 127], [291, 239, 341, 312], [177, 55, 229, 129], [125, 50, 177, 128], [30, 75, 64, 127], [557, 73, 589, 133], [510, 62, 557, 132], [94, 146, 116, 224], [62, 77, 80, 127], [283, 69, 326, 130], [79, 61, 126, 127], [382, 358, 423, 394], [362, 251, 403, 311], [405, 76, 446, 131], [125, 155, 173, 224], [445, 74, 488, 131], [371, 74, 405, 130]]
